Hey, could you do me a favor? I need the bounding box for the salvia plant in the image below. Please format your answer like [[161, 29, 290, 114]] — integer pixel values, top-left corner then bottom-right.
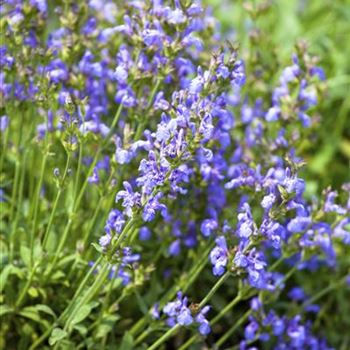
[[0, 1, 349, 350]]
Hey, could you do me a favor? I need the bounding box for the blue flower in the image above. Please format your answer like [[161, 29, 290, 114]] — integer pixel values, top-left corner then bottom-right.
[[163, 292, 193, 326], [195, 306, 211, 335], [99, 234, 111, 248], [234, 251, 248, 268], [287, 216, 311, 233], [244, 319, 259, 340], [139, 227, 151, 241], [209, 236, 228, 276], [122, 247, 140, 264], [265, 106, 280, 122], [0, 115, 9, 131], [114, 65, 128, 85], [200, 218, 218, 237], [177, 307, 193, 326], [104, 209, 125, 234], [116, 182, 141, 217], [168, 239, 181, 256]]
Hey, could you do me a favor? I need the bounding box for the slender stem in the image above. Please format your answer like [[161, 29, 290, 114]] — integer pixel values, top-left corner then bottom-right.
[[147, 324, 180, 350], [15, 263, 38, 308], [73, 141, 83, 203], [0, 127, 9, 173], [30, 258, 104, 350], [63, 263, 110, 332], [42, 153, 71, 249], [73, 149, 101, 213], [41, 189, 62, 248], [66, 197, 104, 280], [94, 270, 119, 344], [9, 160, 20, 222], [45, 219, 73, 278], [30, 151, 49, 262], [29, 326, 54, 350], [59, 257, 104, 322], [53, 263, 111, 350], [302, 275, 348, 308], [199, 272, 230, 308], [82, 170, 115, 248], [9, 108, 25, 222], [83, 195, 104, 245], [215, 309, 252, 347], [10, 149, 27, 261]]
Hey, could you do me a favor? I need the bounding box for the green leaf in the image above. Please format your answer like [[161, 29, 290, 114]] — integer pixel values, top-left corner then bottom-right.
[[0, 265, 13, 293], [18, 308, 50, 328], [33, 304, 57, 318], [20, 245, 31, 267], [95, 315, 120, 339], [28, 287, 39, 298], [135, 290, 149, 315], [57, 254, 79, 268], [91, 242, 103, 254], [33, 239, 43, 261], [70, 302, 98, 326], [119, 332, 134, 350], [49, 328, 68, 346], [0, 264, 24, 292], [0, 304, 14, 316], [46, 230, 58, 253], [73, 324, 88, 336], [51, 270, 66, 281]]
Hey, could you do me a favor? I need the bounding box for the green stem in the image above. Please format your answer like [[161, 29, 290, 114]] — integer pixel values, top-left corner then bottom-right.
[[59, 257, 104, 322], [63, 263, 110, 332], [15, 263, 38, 308], [82, 170, 115, 248], [199, 272, 230, 308], [302, 275, 348, 308], [66, 198, 105, 281], [93, 270, 120, 344], [9, 160, 20, 222], [211, 294, 242, 325], [73, 150, 100, 213], [9, 149, 27, 261], [147, 324, 180, 350], [30, 150, 49, 262], [0, 127, 9, 174], [45, 218, 73, 278], [215, 309, 252, 347], [42, 153, 71, 249], [73, 141, 83, 203], [29, 326, 54, 350]]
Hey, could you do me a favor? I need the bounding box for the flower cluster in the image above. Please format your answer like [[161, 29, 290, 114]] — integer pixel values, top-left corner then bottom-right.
[[163, 292, 211, 335], [240, 297, 333, 350]]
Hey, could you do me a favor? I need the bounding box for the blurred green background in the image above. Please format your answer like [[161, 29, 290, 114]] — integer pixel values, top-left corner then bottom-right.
[[206, 0, 350, 192]]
